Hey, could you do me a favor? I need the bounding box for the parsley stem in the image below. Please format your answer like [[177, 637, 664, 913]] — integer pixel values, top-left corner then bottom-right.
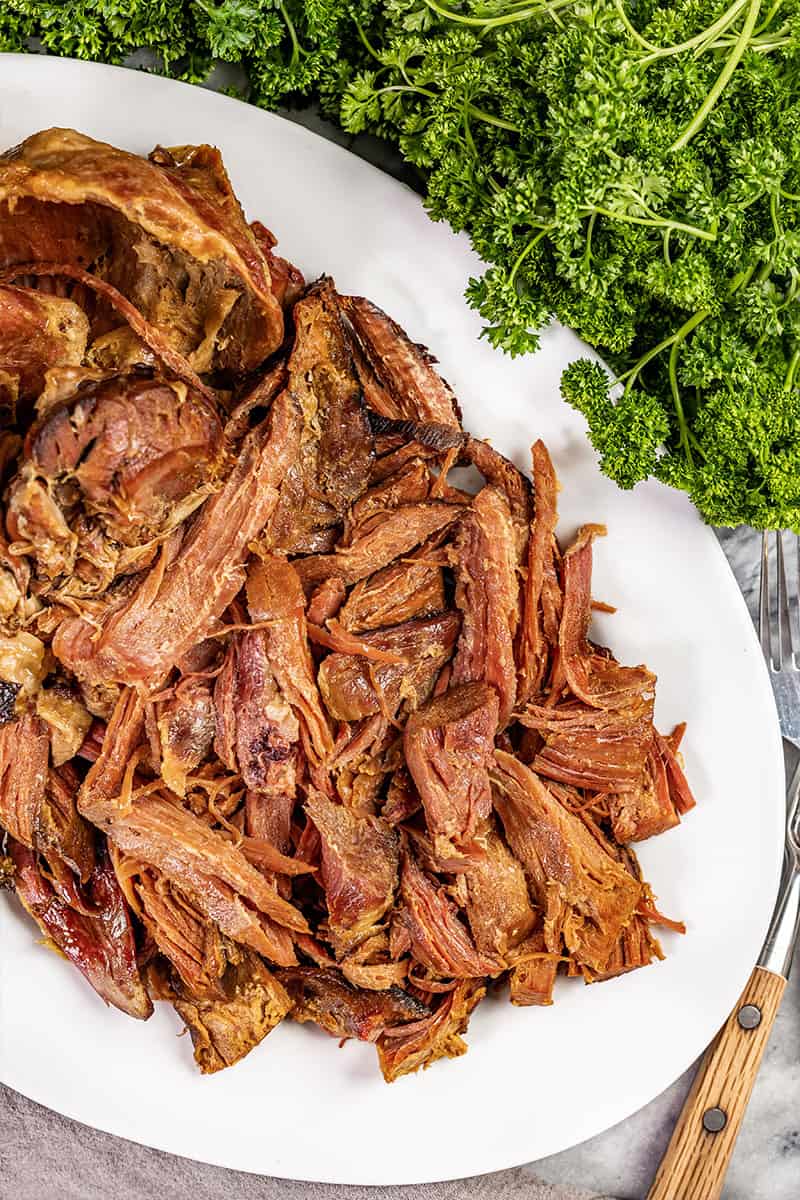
[[466, 104, 519, 133], [617, 0, 747, 62], [670, 0, 762, 152], [785, 349, 800, 391], [420, 0, 571, 30], [667, 313, 710, 468], [753, 0, 784, 33], [508, 227, 552, 287], [586, 206, 717, 241], [354, 17, 382, 64], [277, 2, 301, 68], [619, 308, 710, 393]]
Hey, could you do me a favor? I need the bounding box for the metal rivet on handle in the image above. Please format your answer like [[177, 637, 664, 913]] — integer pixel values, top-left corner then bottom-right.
[[703, 1107, 727, 1133], [738, 1004, 762, 1030]]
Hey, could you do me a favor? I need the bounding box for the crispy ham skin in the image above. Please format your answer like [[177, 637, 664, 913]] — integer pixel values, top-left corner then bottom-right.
[[0, 129, 283, 369], [0, 128, 695, 1078]]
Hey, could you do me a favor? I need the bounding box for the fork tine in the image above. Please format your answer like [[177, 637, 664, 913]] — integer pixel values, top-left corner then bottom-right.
[[760, 531, 773, 669], [777, 531, 795, 669]]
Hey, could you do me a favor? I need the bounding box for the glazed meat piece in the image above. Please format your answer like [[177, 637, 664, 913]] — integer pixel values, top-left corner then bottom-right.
[[491, 751, 641, 973], [214, 629, 299, 796], [294, 501, 459, 593], [305, 793, 399, 936], [404, 683, 498, 859], [0, 284, 88, 419], [522, 700, 654, 793], [607, 728, 695, 843], [462, 824, 536, 959], [22, 371, 223, 540], [53, 389, 300, 686], [450, 486, 519, 727], [377, 980, 485, 1082], [246, 556, 333, 762], [0, 710, 95, 883], [78, 686, 144, 822], [152, 677, 216, 797], [338, 552, 446, 633], [277, 966, 429, 1042], [10, 838, 152, 1019], [508, 930, 559, 1006], [0, 710, 50, 847], [36, 763, 96, 883], [166, 949, 293, 1073], [131, 861, 227, 999], [560, 525, 656, 710], [516, 440, 561, 705], [342, 459, 431, 543], [317, 612, 461, 723], [0, 129, 284, 369], [344, 295, 462, 429], [269, 279, 373, 554], [464, 437, 532, 554], [398, 851, 499, 979], [96, 792, 308, 962]]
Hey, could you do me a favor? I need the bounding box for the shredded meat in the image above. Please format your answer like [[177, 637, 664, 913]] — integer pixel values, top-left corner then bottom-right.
[[277, 966, 429, 1042], [450, 486, 519, 727], [318, 612, 461, 722], [306, 792, 399, 935], [491, 751, 641, 973], [10, 837, 152, 1019], [0, 128, 694, 1079], [53, 390, 300, 685], [164, 948, 293, 1073], [404, 683, 498, 859], [1, 129, 284, 369]]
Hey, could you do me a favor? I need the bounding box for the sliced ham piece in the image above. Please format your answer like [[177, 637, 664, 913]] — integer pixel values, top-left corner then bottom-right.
[[450, 486, 519, 727], [404, 682, 498, 860], [10, 838, 152, 1019], [306, 792, 399, 936], [491, 750, 641, 974]]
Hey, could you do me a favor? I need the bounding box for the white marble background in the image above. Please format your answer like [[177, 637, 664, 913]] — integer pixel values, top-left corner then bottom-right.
[[1, 70, 799, 1199]]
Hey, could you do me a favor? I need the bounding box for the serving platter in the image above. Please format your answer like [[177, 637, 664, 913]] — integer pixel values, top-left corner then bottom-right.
[[0, 53, 785, 1185]]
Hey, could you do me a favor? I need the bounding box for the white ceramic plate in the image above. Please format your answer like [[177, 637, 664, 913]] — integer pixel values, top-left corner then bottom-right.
[[0, 53, 785, 1186]]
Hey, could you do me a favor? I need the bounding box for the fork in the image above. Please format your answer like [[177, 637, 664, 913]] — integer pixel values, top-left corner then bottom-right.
[[647, 530, 800, 1200]]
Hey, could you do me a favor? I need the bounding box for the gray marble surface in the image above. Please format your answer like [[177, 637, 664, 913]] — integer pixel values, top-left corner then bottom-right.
[[2, 74, 799, 1199]]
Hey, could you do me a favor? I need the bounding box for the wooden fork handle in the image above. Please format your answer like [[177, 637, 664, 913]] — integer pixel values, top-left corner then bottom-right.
[[647, 966, 786, 1200]]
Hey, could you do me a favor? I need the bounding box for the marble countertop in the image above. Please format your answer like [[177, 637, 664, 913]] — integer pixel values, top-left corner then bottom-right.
[[2, 80, 799, 1200]]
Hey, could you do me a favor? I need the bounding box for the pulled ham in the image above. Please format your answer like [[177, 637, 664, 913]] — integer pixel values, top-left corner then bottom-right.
[[0, 128, 695, 1081]]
